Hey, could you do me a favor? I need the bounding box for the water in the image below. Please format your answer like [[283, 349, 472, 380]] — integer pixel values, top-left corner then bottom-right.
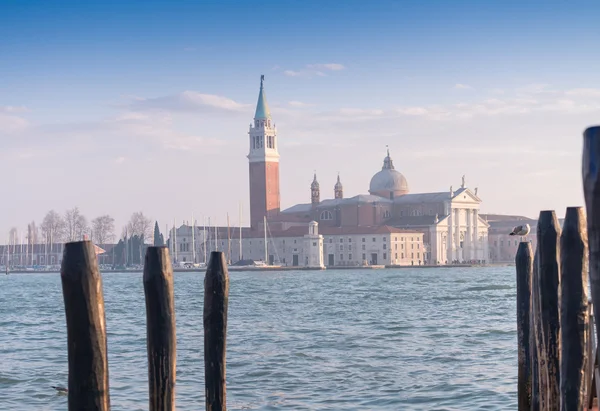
[[0, 266, 518, 410]]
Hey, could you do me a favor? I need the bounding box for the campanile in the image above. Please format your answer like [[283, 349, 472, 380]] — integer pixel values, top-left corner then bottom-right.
[[248, 75, 280, 229]]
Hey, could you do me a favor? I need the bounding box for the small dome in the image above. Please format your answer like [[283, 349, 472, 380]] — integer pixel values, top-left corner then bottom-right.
[[369, 148, 409, 198]]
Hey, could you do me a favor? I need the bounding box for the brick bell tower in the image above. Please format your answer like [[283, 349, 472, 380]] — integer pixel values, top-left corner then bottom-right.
[[248, 75, 280, 229]]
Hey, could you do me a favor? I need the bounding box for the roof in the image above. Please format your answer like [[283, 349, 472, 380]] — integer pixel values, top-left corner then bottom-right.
[[254, 75, 271, 120], [394, 192, 450, 204], [281, 194, 393, 214]]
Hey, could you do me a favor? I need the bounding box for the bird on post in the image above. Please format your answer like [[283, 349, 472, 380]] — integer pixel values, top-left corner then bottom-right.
[[509, 223, 531, 241]]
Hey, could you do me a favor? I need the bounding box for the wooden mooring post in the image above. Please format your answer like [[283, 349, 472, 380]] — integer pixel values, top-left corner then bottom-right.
[[60, 241, 110, 411], [516, 241, 533, 410], [518, 207, 595, 410], [143, 246, 176, 411], [559, 207, 590, 410], [204, 251, 229, 411]]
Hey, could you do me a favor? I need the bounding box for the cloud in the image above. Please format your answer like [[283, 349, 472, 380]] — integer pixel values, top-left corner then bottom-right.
[[454, 83, 473, 90], [283, 63, 345, 78], [307, 63, 345, 71], [565, 88, 600, 97], [115, 156, 126, 164], [130, 91, 249, 113], [0, 105, 28, 113], [396, 107, 429, 116], [288, 101, 313, 108], [284, 70, 302, 77]]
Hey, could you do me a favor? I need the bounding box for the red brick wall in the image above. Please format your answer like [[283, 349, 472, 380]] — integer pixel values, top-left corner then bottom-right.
[[249, 161, 280, 228]]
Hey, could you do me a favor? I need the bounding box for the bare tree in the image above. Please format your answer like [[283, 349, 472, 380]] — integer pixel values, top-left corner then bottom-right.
[[64, 207, 89, 241], [41, 210, 65, 244], [91, 215, 115, 245], [127, 211, 153, 243]]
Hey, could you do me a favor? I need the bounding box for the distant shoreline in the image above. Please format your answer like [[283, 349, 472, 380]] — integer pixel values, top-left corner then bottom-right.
[[4, 263, 513, 275]]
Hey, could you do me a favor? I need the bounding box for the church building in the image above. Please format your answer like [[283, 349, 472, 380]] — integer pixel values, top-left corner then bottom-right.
[[247, 76, 489, 265]]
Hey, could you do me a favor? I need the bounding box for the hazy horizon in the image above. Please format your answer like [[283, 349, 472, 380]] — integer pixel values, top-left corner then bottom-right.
[[1, 0, 598, 238]]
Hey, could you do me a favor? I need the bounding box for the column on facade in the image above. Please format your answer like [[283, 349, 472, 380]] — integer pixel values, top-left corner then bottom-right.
[[454, 208, 461, 262], [447, 203, 453, 264], [473, 209, 479, 261], [465, 209, 472, 261]]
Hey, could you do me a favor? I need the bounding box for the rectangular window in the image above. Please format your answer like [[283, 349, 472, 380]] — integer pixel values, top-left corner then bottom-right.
[[340, 238, 344, 243], [383, 244, 387, 250], [329, 239, 333, 243], [340, 254, 343, 260], [395, 244, 398, 250], [313, 242, 317, 246], [395, 253, 398, 259], [417, 244, 420, 249], [401, 244, 404, 249], [349, 238, 352, 243], [383, 253, 387, 260], [362, 238, 365, 242], [383, 237, 387, 242], [349, 254, 352, 260], [339, 245, 343, 251], [362, 253, 366, 260], [411, 252, 414, 258], [401, 237, 404, 241], [417, 253, 420, 259], [501, 240, 504, 247], [394, 237, 397, 241], [362, 245, 366, 250], [372, 237, 376, 242], [411, 244, 414, 249], [401, 253, 404, 258]]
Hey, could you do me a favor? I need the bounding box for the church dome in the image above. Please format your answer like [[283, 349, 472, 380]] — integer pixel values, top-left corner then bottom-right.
[[369, 148, 409, 199]]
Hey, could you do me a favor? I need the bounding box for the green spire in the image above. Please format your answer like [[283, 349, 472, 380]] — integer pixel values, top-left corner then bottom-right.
[[254, 74, 271, 120]]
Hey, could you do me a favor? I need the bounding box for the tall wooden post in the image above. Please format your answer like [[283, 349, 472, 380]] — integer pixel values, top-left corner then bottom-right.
[[204, 251, 229, 411], [583, 126, 600, 357], [559, 207, 589, 410], [537, 210, 562, 409], [144, 246, 176, 411], [60, 241, 110, 411], [516, 241, 533, 410], [530, 247, 541, 411]]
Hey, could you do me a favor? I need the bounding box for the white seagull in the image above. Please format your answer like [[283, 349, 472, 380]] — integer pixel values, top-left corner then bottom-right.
[[509, 224, 530, 237]]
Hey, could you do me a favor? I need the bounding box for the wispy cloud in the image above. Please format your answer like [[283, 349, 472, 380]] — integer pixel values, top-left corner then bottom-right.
[[283, 63, 345, 78], [115, 156, 126, 164], [130, 91, 249, 113], [288, 101, 313, 107], [0, 105, 28, 113], [307, 63, 345, 71], [454, 83, 473, 90]]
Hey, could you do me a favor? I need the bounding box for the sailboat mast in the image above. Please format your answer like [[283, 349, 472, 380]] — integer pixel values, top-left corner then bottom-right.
[[203, 217, 207, 263], [215, 222, 218, 251], [239, 202, 242, 262], [173, 218, 178, 263], [227, 213, 231, 264], [192, 214, 196, 264], [264, 216, 267, 264]]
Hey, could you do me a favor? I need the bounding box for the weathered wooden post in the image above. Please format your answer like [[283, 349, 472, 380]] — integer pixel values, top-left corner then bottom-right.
[[530, 247, 541, 411], [204, 251, 229, 411], [537, 210, 562, 409], [559, 207, 590, 410], [560, 207, 589, 411], [583, 126, 600, 356], [516, 241, 533, 410], [60, 241, 110, 411], [144, 246, 176, 411]]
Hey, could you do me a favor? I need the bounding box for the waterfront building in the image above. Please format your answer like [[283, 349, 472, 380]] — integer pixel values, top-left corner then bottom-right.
[[245, 76, 489, 265]]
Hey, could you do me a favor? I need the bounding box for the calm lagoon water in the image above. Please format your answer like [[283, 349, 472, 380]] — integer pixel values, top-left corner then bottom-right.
[[0, 266, 517, 410]]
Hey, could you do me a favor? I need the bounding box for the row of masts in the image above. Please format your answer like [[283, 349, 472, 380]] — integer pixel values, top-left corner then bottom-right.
[[168, 202, 253, 265], [3, 229, 62, 268]]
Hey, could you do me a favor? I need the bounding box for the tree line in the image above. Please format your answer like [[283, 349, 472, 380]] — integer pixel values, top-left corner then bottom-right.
[[8, 208, 156, 247]]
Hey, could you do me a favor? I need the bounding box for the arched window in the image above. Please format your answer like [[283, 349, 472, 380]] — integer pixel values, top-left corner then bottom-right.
[[320, 210, 333, 220]]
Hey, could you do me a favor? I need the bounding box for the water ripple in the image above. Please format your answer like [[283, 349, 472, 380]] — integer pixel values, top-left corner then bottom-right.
[[0, 266, 517, 410]]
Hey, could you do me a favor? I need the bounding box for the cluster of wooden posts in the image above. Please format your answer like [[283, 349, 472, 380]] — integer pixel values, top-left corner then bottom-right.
[[516, 126, 600, 411], [60, 243, 229, 411]]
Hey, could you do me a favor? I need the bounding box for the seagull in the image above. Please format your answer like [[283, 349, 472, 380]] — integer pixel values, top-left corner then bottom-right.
[[51, 385, 68, 394], [509, 224, 530, 237]]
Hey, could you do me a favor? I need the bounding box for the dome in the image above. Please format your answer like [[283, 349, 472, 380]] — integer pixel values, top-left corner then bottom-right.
[[369, 148, 409, 199]]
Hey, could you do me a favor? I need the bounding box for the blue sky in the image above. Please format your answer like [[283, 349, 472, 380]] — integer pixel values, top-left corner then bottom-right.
[[1, 0, 600, 236]]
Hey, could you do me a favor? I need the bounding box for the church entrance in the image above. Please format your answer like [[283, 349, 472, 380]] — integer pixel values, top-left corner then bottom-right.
[[371, 253, 378, 265], [328, 254, 334, 266], [292, 254, 299, 266]]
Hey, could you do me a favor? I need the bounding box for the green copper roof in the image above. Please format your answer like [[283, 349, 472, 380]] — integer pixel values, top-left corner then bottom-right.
[[254, 75, 271, 120]]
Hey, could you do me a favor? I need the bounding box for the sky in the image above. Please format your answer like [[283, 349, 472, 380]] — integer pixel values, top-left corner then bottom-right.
[[1, 0, 600, 237]]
